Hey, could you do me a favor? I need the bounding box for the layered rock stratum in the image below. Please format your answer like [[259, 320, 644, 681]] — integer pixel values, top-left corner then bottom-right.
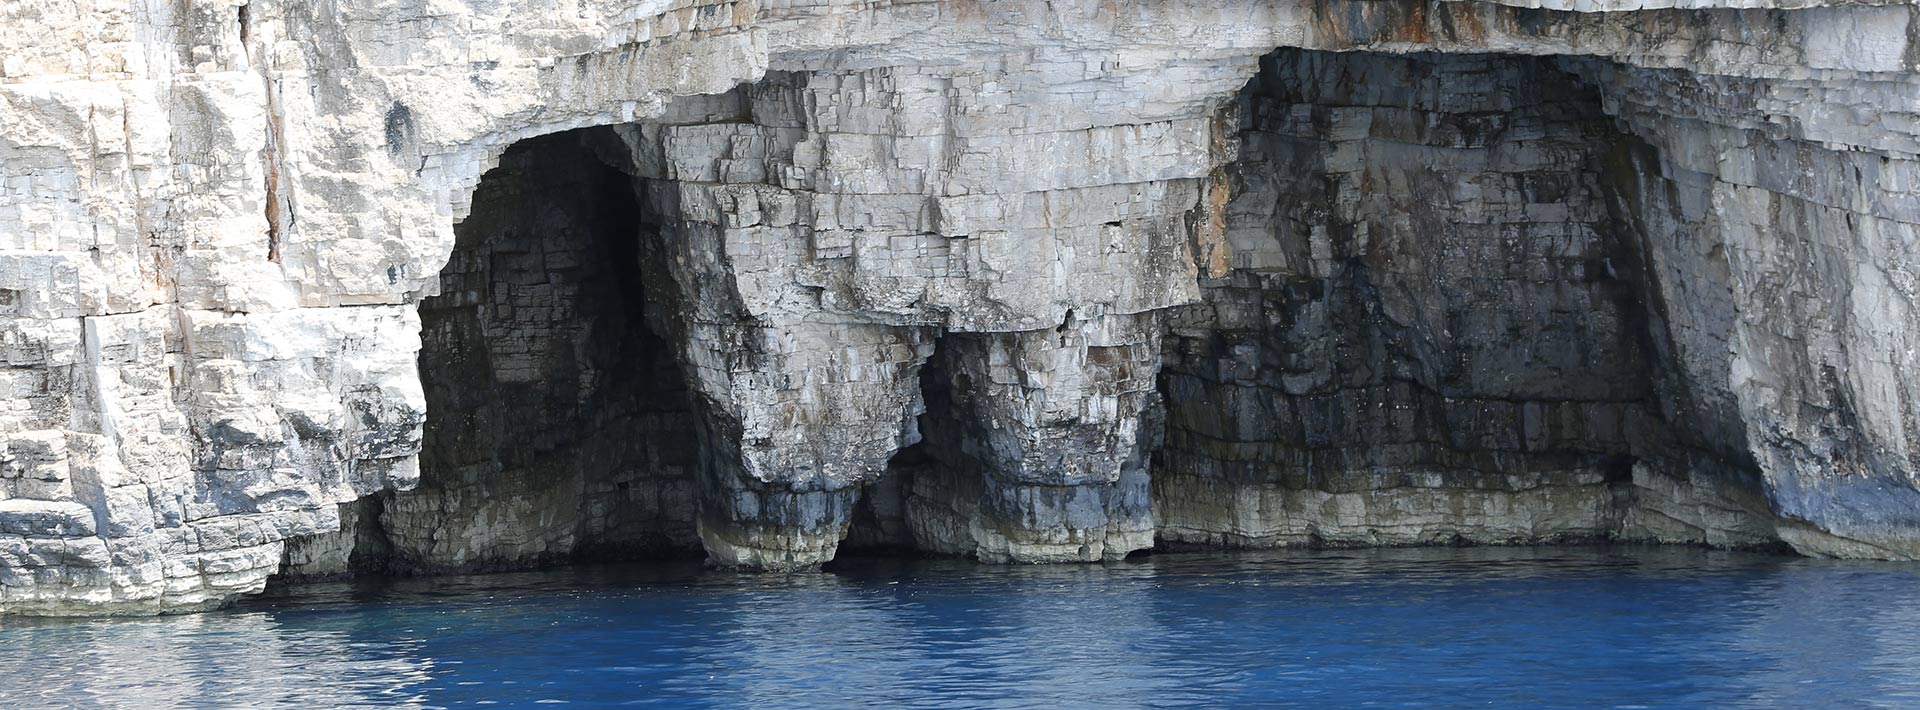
[[3, 0, 1917, 614]]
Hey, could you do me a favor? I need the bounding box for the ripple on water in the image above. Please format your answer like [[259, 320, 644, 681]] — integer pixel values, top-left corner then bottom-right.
[[3, 547, 1919, 709]]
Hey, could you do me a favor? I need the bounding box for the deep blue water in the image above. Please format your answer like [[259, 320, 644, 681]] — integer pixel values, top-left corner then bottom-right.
[[5, 547, 1920, 709]]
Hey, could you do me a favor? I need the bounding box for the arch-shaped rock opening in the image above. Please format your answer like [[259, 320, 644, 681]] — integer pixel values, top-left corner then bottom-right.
[[838, 319, 1163, 564], [393, 128, 701, 570], [282, 127, 704, 577], [1155, 47, 1777, 550]]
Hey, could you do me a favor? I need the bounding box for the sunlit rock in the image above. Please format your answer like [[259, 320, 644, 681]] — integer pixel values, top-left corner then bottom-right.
[[3, 0, 1918, 614]]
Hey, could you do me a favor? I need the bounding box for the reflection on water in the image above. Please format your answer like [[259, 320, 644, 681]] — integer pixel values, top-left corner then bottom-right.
[[5, 547, 1920, 709]]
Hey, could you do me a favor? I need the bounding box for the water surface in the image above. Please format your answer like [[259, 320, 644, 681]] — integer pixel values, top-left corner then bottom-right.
[[6, 547, 1920, 708]]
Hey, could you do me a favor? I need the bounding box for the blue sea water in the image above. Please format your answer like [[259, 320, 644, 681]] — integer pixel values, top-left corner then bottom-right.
[[4, 547, 1920, 709]]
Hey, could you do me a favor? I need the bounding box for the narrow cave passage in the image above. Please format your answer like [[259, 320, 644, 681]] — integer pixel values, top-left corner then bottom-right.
[[838, 339, 955, 558], [839, 319, 1162, 564], [838, 333, 988, 561], [378, 128, 702, 572]]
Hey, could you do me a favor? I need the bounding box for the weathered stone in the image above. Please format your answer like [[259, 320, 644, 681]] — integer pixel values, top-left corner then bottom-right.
[[4, 0, 1920, 614], [0, 500, 96, 537]]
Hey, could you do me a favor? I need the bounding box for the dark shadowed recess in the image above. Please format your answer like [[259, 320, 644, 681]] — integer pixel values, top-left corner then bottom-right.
[[403, 127, 703, 569], [274, 127, 704, 583], [1152, 47, 1773, 552]]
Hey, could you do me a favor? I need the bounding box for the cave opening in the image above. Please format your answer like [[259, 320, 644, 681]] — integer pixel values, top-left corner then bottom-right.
[[282, 127, 706, 578], [1154, 47, 1775, 550], [398, 127, 702, 570]]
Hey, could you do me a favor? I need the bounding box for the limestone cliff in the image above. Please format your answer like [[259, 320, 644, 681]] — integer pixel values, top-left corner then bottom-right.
[[2, 0, 1917, 614]]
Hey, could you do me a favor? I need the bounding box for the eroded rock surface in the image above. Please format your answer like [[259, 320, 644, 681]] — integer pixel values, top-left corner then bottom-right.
[[3, 0, 1919, 613]]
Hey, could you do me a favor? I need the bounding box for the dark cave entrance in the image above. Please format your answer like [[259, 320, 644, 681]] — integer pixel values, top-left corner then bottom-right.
[[1153, 47, 1771, 548], [387, 127, 701, 571]]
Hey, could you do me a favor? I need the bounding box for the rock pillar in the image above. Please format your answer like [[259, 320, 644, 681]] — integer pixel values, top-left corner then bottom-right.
[[678, 321, 934, 568], [910, 312, 1163, 562]]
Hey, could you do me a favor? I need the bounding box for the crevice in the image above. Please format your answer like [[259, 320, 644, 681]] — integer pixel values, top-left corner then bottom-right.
[[241, 0, 290, 264], [838, 335, 955, 560]]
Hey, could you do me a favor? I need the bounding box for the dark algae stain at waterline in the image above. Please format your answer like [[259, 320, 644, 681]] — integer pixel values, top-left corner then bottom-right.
[[4, 547, 1919, 709]]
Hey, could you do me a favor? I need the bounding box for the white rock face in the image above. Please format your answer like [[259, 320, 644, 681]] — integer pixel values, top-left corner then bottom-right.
[[2, 0, 1918, 614]]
